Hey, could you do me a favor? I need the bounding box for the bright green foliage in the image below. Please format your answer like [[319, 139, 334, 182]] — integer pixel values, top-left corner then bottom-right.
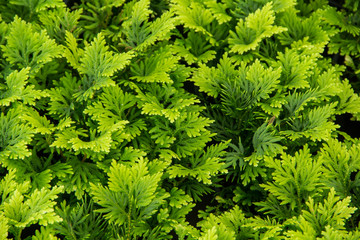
[[220, 59, 281, 117], [90, 159, 169, 238], [320, 138, 360, 200], [260, 146, 324, 214], [286, 188, 357, 237], [84, 85, 141, 137], [0, 170, 63, 240], [71, 33, 134, 101], [171, 0, 214, 37], [172, 31, 217, 65], [54, 197, 108, 240], [282, 102, 339, 142], [130, 47, 179, 84], [38, 7, 83, 43], [168, 141, 228, 186], [9, 0, 65, 13], [323, 3, 360, 79], [278, 7, 329, 46], [122, 0, 176, 51], [0, 107, 34, 166], [273, 48, 317, 90], [0, 68, 45, 106], [1, 0, 360, 239], [0, 0, 65, 23], [228, 2, 286, 55], [197, 205, 253, 239], [1, 16, 63, 75], [191, 53, 238, 98]]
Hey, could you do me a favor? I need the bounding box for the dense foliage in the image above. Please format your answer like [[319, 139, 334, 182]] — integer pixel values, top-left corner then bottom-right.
[[1, 0, 360, 239]]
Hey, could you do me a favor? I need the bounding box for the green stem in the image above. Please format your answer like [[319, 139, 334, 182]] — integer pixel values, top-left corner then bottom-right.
[[127, 203, 132, 240], [15, 228, 23, 240]]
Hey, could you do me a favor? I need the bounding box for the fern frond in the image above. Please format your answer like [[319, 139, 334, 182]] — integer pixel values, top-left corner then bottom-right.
[[320, 138, 360, 199], [220, 59, 281, 117], [73, 33, 134, 101], [0, 107, 34, 166], [172, 31, 216, 65], [278, 8, 329, 45], [171, 0, 214, 37], [1, 16, 63, 75], [228, 2, 286, 54], [204, 0, 231, 25], [297, 188, 356, 235], [130, 47, 179, 84], [0, 68, 46, 106], [9, 0, 65, 13], [335, 80, 360, 115], [273, 48, 318, 89], [282, 102, 339, 141], [38, 7, 82, 43], [245, 123, 285, 167], [260, 145, 324, 212], [137, 85, 200, 123], [168, 141, 228, 185], [323, 7, 360, 37]]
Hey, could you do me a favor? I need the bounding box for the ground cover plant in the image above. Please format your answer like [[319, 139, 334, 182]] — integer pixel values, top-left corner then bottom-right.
[[1, 0, 360, 239]]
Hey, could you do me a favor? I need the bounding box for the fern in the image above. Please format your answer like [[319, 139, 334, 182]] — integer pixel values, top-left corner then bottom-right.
[[90, 159, 169, 238], [54, 197, 108, 240], [172, 31, 216, 65], [65, 32, 134, 101], [0, 68, 46, 107], [130, 46, 179, 84], [121, 0, 176, 51], [168, 141, 228, 185], [278, 7, 329, 46], [281, 102, 339, 142], [38, 7, 83, 43], [9, 0, 65, 13], [1, 16, 63, 75], [260, 145, 324, 214], [220, 59, 281, 118], [0, 170, 63, 240], [0, 107, 34, 167], [0, 0, 360, 238], [228, 2, 286, 55], [320, 138, 360, 200], [273, 48, 318, 89], [171, 0, 214, 37], [286, 188, 357, 237], [245, 122, 285, 167]]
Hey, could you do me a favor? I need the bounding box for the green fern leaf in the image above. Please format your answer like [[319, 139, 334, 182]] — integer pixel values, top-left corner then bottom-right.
[[273, 48, 317, 89], [168, 142, 228, 184], [130, 47, 179, 84], [3, 186, 63, 236], [171, 0, 214, 37], [32, 226, 59, 240], [1, 16, 63, 75], [172, 31, 216, 65], [204, 0, 231, 24], [282, 102, 339, 141], [72, 33, 134, 101], [260, 145, 324, 211], [10, 0, 65, 13], [0, 107, 34, 165], [38, 7, 82, 43], [228, 2, 286, 54], [245, 123, 285, 167], [300, 188, 356, 235], [0, 213, 9, 240], [320, 138, 360, 198], [0, 68, 46, 106]]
